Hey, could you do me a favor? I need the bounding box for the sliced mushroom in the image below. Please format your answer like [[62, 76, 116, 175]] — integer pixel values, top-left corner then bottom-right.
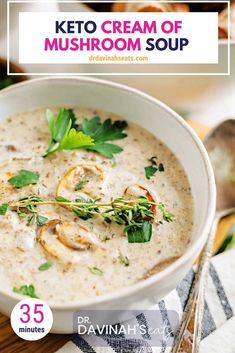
[[56, 164, 104, 201], [37, 219, 95, 264], [55, 221, 100, 251], [123, 183, 158, 216]]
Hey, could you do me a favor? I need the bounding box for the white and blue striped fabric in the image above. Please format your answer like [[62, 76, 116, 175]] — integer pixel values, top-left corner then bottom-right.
[[57, 248, 235, 353]]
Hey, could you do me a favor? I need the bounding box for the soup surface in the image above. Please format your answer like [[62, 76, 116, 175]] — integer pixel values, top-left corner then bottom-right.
[[0, 107, 193, 305]]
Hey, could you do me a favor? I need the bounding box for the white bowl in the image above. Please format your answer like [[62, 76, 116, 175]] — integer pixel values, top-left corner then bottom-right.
[[0, 77, 216, 333]]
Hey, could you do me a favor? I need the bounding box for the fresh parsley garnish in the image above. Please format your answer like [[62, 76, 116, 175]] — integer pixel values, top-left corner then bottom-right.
[[158, 203, 174, 222], [44, 109, 94, 157], [82, 116, 128, 158], [0, 203, 8, 216], [67, 108, 79, 130], [88, 142, 123, 158], [127, 221, 152, 243], [82, 116, 127, 142], [89, 267, 103, 276], [44, 109, 128, 158], [232, 176, 235, 183], [38, 261, 53, 271], [8, 170, 39, 188], [118, 251, 130, 266], [13, 284, 38, 298], [145, 157, 164, 180]]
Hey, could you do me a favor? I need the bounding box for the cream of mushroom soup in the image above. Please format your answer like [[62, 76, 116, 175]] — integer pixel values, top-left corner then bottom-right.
[[0, 107, 193, 305]]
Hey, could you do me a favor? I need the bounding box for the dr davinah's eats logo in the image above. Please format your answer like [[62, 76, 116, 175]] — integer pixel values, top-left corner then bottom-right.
[[74, 310, 179, 347]]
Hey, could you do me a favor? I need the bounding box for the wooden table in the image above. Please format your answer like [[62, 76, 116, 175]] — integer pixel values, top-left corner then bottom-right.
[[0, 314, 71, 353]]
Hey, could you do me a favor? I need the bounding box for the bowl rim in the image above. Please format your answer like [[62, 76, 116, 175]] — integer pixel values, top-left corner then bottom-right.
[[0, 76, 216, 309]]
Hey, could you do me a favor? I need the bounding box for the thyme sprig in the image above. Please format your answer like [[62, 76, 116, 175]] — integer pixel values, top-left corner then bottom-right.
[[158, 202, 175, 223], [9, 195, 174, 243], [13, 195, 48, 226]]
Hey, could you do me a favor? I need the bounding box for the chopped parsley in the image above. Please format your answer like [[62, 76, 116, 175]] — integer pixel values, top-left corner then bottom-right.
[[145, 157, 164, 180], [13, 284, 38, 298], [158, 163, 165, 172], [232, 176, 235, 183], [89, 267, 103, 276], [0, 203, 8, 216], [145, 165, 158, 180], [38, 261, 53, 271], [8, 170, 39, 188], [118, 251, 130, 266]]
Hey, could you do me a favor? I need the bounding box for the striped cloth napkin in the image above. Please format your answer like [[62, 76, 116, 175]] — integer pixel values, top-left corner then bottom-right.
[[56, 246, 235, 353]]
